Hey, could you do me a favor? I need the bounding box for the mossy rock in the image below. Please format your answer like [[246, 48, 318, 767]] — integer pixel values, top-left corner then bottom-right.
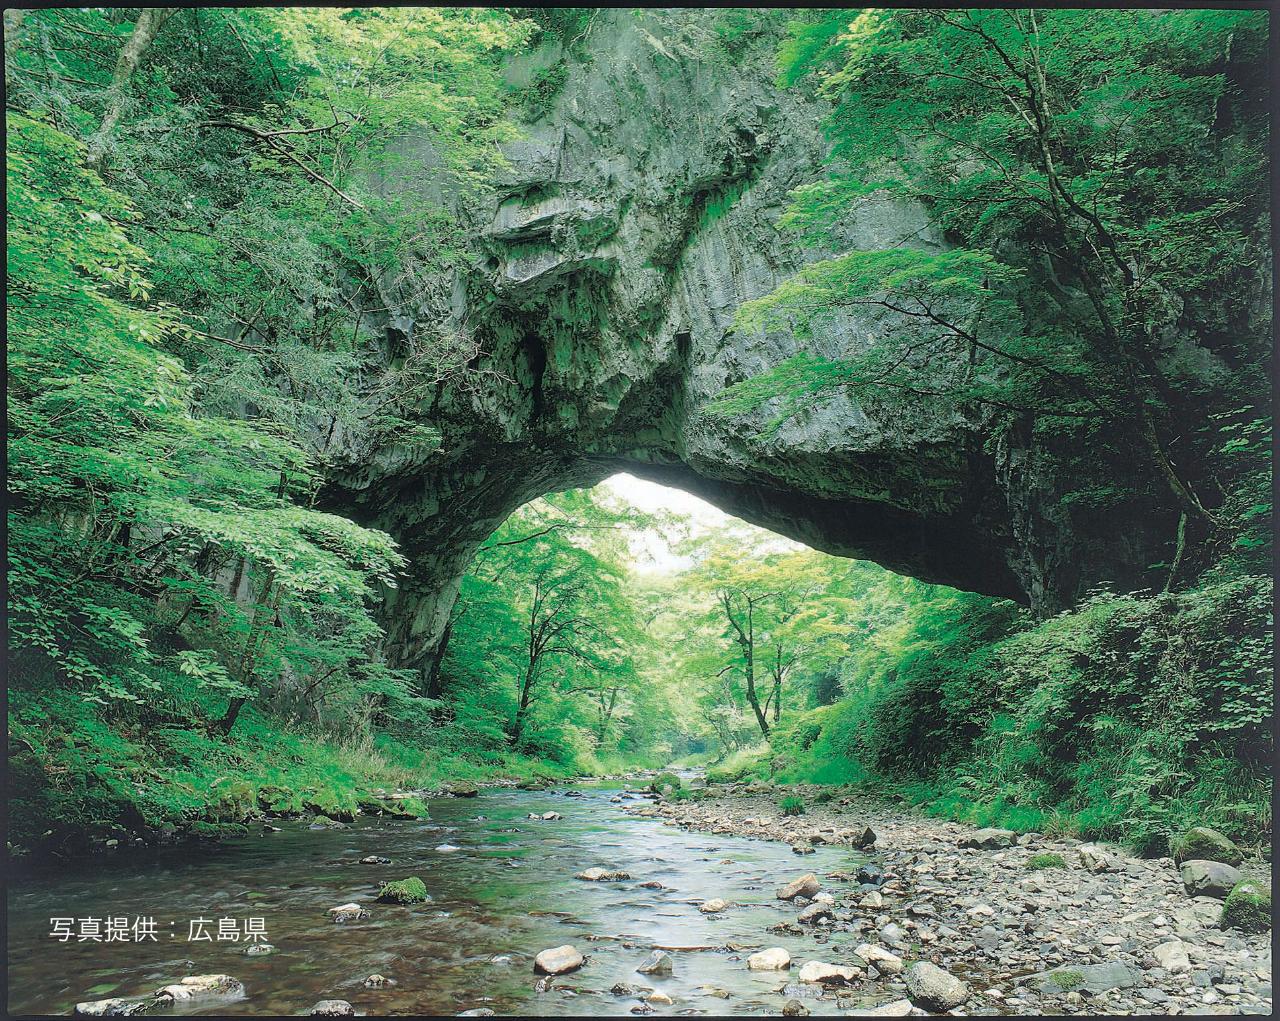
[[377, 876, 430, 904], [649, 772, 683, 795], [1172, 826, 1243, 866], [385, 796, 428, 819], [302, 792, 356, 822], [206, 779, 256, 822], [259, 786, 306, 816], [1221, 880, 1271, 933]]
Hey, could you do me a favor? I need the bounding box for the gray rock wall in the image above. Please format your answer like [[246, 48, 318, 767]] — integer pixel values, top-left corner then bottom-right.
[[321, 11, 1182, 682]]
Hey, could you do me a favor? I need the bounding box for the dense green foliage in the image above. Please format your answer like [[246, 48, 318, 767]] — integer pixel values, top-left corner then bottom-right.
[[6, 7, 559, 854], [715, 8, 1269, 581]]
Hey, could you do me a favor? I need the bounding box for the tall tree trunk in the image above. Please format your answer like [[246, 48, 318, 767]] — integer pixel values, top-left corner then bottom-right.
[[85, 8, 177, 172], [219, 568, 276, 735]]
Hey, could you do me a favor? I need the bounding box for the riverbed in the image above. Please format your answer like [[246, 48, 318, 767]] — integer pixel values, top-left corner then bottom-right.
[[7, 783, 874, 1016]]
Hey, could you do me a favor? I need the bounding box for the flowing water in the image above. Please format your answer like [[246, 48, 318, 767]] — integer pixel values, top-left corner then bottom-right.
[[7, 783, 872, 1016]]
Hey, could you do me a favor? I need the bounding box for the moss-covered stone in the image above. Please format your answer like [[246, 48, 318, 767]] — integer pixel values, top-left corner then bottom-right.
[[649, 772, 683, 795], [1221, 880, 1271, 933], [377, 876, 430, 904], [1172, 826, 1242, 866], [1026, 853, 1067, 871]]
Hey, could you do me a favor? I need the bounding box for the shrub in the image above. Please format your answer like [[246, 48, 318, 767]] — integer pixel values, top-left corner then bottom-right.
[[1026, 853, 1067, 871], [780, 795, 805, 816]]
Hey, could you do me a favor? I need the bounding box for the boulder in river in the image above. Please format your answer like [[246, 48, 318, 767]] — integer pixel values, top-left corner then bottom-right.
[[457, 1010, 495, 1017], [853, 944, 903, 975], [358, 854, 392, 865], [647, 992, 673, 1005], [903, 961, 968, 1011], [363, 975, 391, 988], [797, 901, 833, 924], [855, 863, 885, 886], [790, 843, 815, 855], [797, 960, 860, 984], [154, 975, 245, 1004], [72, 998, 149, 1017], [611, 982, 643, 995], [534, 945, 585, 975], [782, 999, 810, 1016], [747, 947, 791, 970], [576, 866, 631, 881], [1172, 826, 1243, 866], [776, 873, 820, 900], [435, 843, 463, 853], [242, 943, 275, 955], [958, 827, 1015, 849], [441, 780, 479, 798], [377, 876, 430, 904], [327, 902, 369, 923], [699, 898, 729, 914], [308, 1001, 355, 1016], [1180, 859, 1243, 898], [636, 950, 673, 975]]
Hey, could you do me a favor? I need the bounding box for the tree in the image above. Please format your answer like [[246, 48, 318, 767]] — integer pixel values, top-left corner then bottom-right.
[[680, 528, 856, 738], [715, 9, 1269, 573]]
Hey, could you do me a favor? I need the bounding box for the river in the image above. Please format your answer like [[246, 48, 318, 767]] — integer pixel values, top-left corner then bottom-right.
[[7, 782, 871, 1016]]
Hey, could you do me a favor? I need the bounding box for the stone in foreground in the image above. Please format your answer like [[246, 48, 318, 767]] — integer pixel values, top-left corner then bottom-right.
[[782, 999, 810, 1016], [636, 949, 673, 975], [747, 947, 791, 970], [776, 873, 820, 900], [797, 960, 860, 984], [903, 961, 969, 1011], [72, 999, 150, 1018], [1031, 962, 1140, 995], [958, 827, 1016, 849], [846, 1000, 913, 1017], [534, 945, 584, 975], [1181, 859, 1244, 898], [309, 1001, 355, 1017], [699, 898, 728, 914], [797, 901, 833, 924], [153, 975, 245, 1004]]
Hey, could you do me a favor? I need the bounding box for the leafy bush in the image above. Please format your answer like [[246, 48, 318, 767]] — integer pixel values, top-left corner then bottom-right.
[[1026, 853, 1067, 871], [780, 795, 805, 817]]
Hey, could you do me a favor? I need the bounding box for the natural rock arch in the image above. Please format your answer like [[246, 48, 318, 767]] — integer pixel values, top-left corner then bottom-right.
[[321, 11, 1179, 687]]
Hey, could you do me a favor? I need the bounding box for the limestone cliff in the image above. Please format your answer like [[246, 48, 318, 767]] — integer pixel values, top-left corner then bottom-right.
[[319, 11, 1192, 682]]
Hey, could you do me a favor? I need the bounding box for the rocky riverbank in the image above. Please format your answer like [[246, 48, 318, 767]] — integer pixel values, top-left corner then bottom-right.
[[624, 783, 1272, 1016]]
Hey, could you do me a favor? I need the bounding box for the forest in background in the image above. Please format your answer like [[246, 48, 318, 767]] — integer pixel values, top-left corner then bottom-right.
[[6, 8, 1272, 858]]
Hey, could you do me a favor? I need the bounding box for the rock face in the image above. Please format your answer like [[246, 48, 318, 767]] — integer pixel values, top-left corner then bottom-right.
[[317, 9, 1210, 685]]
